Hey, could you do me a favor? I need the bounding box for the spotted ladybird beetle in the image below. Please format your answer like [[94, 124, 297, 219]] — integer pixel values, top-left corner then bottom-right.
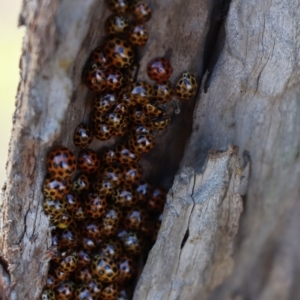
[[153, 80, 174, 103], [47, 146, 76, 178], [105, 14, 129, 35], [131, 1, 152, 22], [176, 72, 198, 100], [147, 57, 173, 83], [101, 282, 119, 300], [82, 61, 107, 92], [128, 23, 148, 46], [91, 256, 119, 283], [77, 149, 100, 174], [107, 0, 129, 14], [73, 123, 93, 149], [104, 37, 134, 69]]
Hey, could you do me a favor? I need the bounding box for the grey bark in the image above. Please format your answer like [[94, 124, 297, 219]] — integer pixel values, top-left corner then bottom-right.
[[0, 0, 299, 299], [134, 147, 248, 300]]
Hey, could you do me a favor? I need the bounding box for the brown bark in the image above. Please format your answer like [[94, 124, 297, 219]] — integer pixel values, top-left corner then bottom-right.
[[1, 0, 300, 299]]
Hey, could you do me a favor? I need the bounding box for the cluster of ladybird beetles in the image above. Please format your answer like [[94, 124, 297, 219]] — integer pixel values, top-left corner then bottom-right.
[[41, 0, 197, 299]]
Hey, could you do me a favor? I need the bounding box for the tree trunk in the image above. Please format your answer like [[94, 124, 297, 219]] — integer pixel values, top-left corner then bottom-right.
[[1, 0, 299, 299]]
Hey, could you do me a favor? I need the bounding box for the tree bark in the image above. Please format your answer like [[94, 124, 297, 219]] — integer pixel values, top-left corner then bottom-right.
[[1, 0, 300, 299], [134, 146, 248, 300]]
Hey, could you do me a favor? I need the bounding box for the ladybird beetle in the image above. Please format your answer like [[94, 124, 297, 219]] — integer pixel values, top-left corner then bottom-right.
[[72, 174, 91, 194], [117, 86, 136, 107], [74, 206, 86, 221], [131, 1, 152, 22], [92, 110, 106, 124], [104, 37, 134, 69], [147, 57, 173, 83], [123, 206, 147, 231], [112, 186, 137, 207], [74, 265, 93, 283], [102, 221, 119, 237], [82, 218, 103, 241], [98, 165, 123, 187], [113, 122, 128, 137], [93, 178, 114, 197], [83, 61, 107, 93], [118, 255, 137, 283], [117, 288, 133, 300], [121, 231, 145, 256], [91, 256, 119, 282], [123, 63, 139, 84], [85, 193, 107, 218], [92, 122, 114, 141], [128, 123, 153, 137], [60, 226, 80, 248], [77, 150, 100, 174], [106, 112, 127, 132], [122, 163, 143, 185], [49, 249, 63, 265], [91, 110, 107, 125], [55, 281, 75, 300], [97, 238, 123, 260], [105, 14, 129, 35], [143, 102, 166, 118], [134, 180, 153, 204], [114, 142, 141, 164], [176, 72, 198, 100], [74, 285, 94, 300], [93, 92, 117, 115], [153, 80, 174, 103], [102, 205, 123, 227], [51, 229, 60, 248], [65, 193, 81, 212], [86, 279, 103, 297], [129, 134, 155, 155], [148, 187, 167, 212], [128, 23, 148, 46], [113, 102, 128, 115], [89, 47, 108, 68], [43, 198, 67, 217], [151, 116, 171, 130], [47, 146, 76, 178], [105, 67, 124, 91], [59, 252, 79, 273], [128, 105, 151, 125], [41, 289, 56, 300], [101, 147, 117, 164], [45, 272, 60, 289], [101, 282, 119, 300], [43, 176, 71, 199], [54, 249, 71, 262], [127, 81, 153, 105], [77, 249, 92, 266], [73, 123, 93, 149], [50, 211, 73, 229], [117, 228, 129, 242], [81, 237, 97, 251], [106, 0, 129, 14], [54, 268, 69, 282]]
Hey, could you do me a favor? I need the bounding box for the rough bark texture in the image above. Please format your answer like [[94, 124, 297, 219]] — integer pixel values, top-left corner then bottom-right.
[[134, 147, 248, 300], [0, 0, 299, 299]]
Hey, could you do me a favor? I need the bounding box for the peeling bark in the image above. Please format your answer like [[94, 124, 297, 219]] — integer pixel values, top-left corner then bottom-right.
[[134, 146, 248, 300]]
